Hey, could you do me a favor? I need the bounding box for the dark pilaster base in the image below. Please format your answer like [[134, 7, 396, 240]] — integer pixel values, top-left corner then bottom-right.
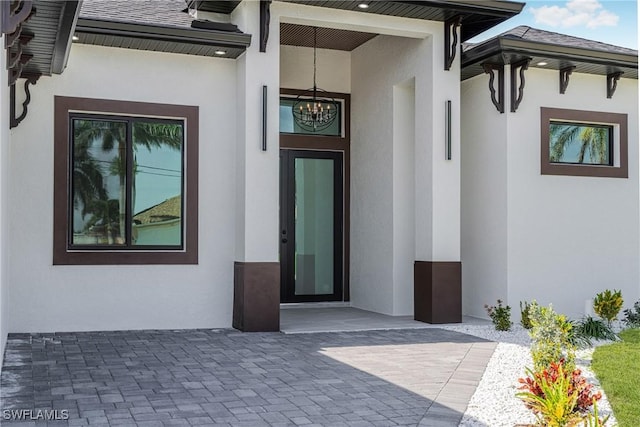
[[233, 261, 280, 332], [414, 261, 462, 324]]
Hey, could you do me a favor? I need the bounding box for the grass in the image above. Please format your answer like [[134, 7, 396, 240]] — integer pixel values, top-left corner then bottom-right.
[[591, 328, 640, 427]]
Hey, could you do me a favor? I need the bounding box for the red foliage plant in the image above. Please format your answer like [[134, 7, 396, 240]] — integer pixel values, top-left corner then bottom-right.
[[518, 358, 602, 414]]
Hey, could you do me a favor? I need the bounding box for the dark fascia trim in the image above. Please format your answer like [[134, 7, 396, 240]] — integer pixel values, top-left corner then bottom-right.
[[463, 37, 638, 72], [392, 0, 524, 16], [75, 17, 252, 49], [51, 1, 82, 75]]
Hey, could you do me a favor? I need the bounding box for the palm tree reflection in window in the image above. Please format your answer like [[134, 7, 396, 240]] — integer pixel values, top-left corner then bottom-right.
[[549, 122, 613, 166], [71, 119, 183, 247]]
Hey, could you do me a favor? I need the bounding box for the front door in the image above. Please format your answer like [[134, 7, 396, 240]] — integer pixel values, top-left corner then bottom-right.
[[280, 150, 343, 303]]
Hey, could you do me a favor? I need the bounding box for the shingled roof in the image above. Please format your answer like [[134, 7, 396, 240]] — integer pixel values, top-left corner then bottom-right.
[[80, 0, 195, 29], [462, 25, 637, 80], [133, 196, 181, 225], [465, 25, 637, 56], [74, 0, 252, 59]]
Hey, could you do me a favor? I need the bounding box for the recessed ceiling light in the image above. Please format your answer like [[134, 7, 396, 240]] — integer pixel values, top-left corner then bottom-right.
[[72, 35, 80, 41], [357, 3, 369, 9], [537, 61, 548, 66], [214, 50, 227, 56]]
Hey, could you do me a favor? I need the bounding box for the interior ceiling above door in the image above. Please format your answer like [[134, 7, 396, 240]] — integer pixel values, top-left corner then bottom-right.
[[280, 23, 378, 51]]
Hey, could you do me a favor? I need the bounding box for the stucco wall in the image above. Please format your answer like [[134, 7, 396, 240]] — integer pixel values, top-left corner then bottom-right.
[[8, 44, 238, 332], [461, 66, 639, 320], [507, 67, 639, 319], [350, 34, 437, 315], [280, 45, 350, 93], [460, 73, 509, 319]]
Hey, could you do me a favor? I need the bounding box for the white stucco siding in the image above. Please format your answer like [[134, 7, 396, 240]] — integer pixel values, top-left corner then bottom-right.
[[462, 65, 638, 321], [460, 74, 509, 319], [506, 67, 639, 318], [8, 44, 237, 332], [351, 33, 440, 316], [233, 1, 281, 263], [280, 45, 351, 93]]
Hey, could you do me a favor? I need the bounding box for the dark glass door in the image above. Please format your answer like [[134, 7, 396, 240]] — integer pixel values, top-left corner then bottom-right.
[[280, 150, 343, 303]]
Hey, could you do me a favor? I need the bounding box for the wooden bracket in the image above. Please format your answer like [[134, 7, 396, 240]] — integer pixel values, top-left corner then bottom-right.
[[10, 73, 40, 128], [483, 63, 504, 113], [259, 0, 272, 53], [510, 58, 530, 113], [1, 0, 33, 35], [559, 66, 575, 94], [8, 53, 31, 85], [606, 72, 623, 99], [444, 15, 462, 71]]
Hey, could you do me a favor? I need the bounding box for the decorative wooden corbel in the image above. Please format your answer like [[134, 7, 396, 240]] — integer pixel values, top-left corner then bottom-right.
[[444, 15, 462, 71], [1, 0, 33, 35], [606, 72, 623, 99], [559, 66, 575, 94], [510, 58, 530, 113], [10, 73, 39, 128], [259, 0, 272, 53], [483, 63, 504, 113], [8, 53, 31, 85]]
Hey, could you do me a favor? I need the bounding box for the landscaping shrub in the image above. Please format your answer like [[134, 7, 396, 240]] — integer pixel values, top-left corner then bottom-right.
[[520, 300, 533, 329], [528, 301, 576, 372], [574, 316, 617, 343], [484, 299, 512, 331], [593, 289, 623, 327], [622, 300, 640, 328], [517, 359, 602, 426]]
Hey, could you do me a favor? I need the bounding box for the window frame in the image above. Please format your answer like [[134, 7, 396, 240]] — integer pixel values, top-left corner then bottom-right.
[[540, 107, 628, 178], [54, 96, 199, 265]]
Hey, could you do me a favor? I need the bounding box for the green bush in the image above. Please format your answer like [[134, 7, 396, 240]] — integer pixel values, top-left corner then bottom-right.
[[528, 301, 576, 372], [622, 300, 640, 328], [575, 316, 617, 342], [593, 289, 623, 326], [484, 299, 512, 331], [520, 300, 533, 329]]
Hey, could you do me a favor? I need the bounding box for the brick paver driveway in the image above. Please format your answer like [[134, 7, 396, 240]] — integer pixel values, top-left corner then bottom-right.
[[1, 329, 496, 426]]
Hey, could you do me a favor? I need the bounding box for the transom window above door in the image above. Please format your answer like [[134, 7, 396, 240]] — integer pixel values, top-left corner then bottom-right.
[[279, 96, 344, 137]]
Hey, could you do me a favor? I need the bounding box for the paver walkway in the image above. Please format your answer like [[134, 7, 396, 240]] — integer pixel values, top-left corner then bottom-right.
[[1, 329, 496, 426]]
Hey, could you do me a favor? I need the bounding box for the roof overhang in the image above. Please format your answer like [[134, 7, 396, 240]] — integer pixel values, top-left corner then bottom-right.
[[74, 17, 252, 59], [14, 0, 82, 76], [280, 0, 524, 41], [195, 0, 524, 42], [462, 37, 638, 80]]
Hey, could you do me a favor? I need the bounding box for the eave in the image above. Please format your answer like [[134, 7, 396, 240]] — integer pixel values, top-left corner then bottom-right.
[[74, 17, 252, 59], [281, 0, 524, 41], [462, 37, 638, 81]]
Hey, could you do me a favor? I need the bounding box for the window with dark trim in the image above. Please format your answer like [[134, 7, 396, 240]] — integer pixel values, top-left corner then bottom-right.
[[541, 107, 628, 178], [54, 97, 199, 265]]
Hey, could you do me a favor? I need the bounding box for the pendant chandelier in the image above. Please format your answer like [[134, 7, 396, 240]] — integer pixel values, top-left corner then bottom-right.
[[292, 27, 339, 132]]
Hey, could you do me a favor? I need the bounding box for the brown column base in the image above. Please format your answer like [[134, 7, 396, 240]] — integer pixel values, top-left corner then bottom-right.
[[233, 261, 280, 332], [414, 261, 461, 324]]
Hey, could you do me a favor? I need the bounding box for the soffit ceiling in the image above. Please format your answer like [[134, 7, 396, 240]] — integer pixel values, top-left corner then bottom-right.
[[195, 0, 523, 42], [15, 0, 79, 76], [280, 23, 378, 51]]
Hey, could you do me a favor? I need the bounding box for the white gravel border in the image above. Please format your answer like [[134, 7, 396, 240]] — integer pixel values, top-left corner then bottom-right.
[[437, 323, 617, 427]]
